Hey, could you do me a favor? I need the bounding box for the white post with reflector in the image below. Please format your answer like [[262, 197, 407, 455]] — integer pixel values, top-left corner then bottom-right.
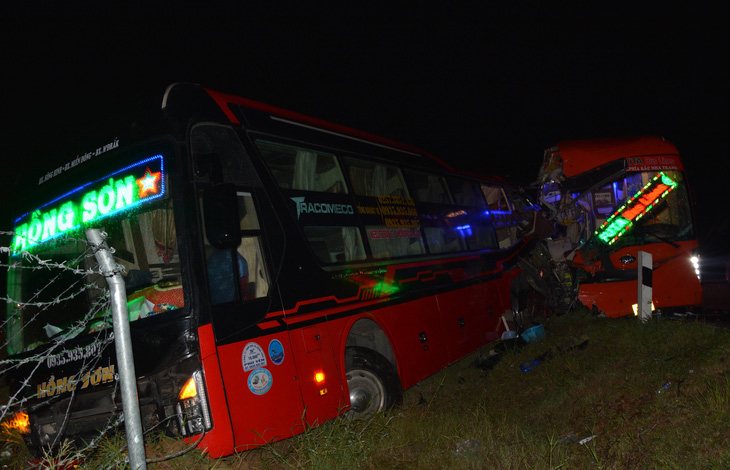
[[637, 251, 653, 322]]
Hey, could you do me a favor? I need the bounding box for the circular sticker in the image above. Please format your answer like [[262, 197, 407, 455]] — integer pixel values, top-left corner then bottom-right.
[[242, 342, 267, 372], [247, 368, 273, 395], [268, 339, 285, 365]]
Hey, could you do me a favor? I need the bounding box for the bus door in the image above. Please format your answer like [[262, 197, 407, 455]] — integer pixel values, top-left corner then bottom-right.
[[203, 186, 310, 446], [194, 124, 305, 447]]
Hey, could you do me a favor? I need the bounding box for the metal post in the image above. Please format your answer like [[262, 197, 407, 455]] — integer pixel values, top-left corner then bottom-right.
[[86, 229, 147, 470], [637, 251, 653, 322]]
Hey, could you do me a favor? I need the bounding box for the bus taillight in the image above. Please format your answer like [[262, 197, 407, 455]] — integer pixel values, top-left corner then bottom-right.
[[175, 371, 212, 436]]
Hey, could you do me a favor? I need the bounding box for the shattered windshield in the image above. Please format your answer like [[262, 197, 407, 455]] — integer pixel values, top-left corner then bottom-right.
[[581, 170, 694, 251]]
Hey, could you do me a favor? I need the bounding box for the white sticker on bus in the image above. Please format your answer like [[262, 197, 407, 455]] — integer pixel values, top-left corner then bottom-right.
[[242, 342, 267, 372]]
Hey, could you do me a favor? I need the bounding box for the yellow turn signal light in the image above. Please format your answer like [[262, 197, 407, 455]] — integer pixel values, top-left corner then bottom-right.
[[2, 411, 29, 435], [179, 377, 198, 400]]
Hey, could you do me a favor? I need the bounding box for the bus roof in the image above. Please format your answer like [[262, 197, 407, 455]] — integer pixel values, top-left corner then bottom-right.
[[202, 87, 460, 173], [548, 135, 681, 178]]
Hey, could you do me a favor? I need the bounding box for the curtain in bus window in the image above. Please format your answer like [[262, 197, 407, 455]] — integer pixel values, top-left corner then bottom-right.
[[238, 237, 269, 299], [345, 158, 410, 198], [257, 140, 347, 193], [235, 192, 270, 299], [149, 204, 177, 263], [293, 150, 317, 190], [348, 165, 370, 195], [341, 227, 363, 260], [371, 164, 387, 196]]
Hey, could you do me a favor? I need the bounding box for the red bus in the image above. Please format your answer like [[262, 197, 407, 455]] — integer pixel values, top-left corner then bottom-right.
[[5, 83, 533, 458], [534, 135, 702, 318]]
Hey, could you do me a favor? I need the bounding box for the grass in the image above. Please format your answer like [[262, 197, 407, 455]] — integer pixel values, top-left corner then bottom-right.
[[3, 309, 730, 468]]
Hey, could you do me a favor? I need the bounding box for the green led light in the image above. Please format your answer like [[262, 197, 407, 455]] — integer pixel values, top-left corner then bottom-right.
[[595, 172, 677, 245], [12, 156, 164, 252]]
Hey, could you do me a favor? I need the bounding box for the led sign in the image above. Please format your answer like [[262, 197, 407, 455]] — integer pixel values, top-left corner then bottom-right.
[[12, 155, 164, 251], [595, 172, 677, 245]]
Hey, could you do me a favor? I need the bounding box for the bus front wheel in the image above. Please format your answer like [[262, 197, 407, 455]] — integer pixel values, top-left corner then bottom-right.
[[344, 347, 402, 419]]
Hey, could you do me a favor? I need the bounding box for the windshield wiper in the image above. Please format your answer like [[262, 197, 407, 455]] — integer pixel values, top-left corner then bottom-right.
[[641, 230, 680, 249]]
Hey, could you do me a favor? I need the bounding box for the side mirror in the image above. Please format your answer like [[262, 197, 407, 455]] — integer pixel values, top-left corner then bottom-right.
[[203, 184, 241, 249]]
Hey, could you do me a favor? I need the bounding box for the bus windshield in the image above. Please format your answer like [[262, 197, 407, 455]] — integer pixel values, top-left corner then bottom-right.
[[6, 154, 184, 355], [7, 199, 182, 354], [581, 170, 694, 250]]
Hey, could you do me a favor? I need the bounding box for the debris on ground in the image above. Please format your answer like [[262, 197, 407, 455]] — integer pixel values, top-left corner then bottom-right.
[[452, 439, 481, 459]]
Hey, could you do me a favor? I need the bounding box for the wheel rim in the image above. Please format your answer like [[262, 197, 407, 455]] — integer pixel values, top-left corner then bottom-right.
[[346, 369, 386, 418]]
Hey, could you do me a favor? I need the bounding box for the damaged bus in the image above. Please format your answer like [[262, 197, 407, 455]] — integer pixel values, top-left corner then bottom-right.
[[532, 135, 702, 318], [4, 83, 531, 459]]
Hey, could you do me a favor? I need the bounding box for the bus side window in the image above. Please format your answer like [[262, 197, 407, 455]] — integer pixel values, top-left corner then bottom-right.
[[256, 140, 348, 193], [403, 170, 453, 204], [203, 191, 270, 304], [481, 184, 516, 248], [344, 158, 410, 198], [447, 178, 486, 208], [302, 226, 367, 264]]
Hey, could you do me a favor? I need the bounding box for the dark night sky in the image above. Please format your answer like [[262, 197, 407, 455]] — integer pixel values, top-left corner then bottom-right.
[[1, 5, 728, 256]]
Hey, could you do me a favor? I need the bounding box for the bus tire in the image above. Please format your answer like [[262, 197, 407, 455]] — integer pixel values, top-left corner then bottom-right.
[[344, 346, 402, 419], [510, 273, 531, 332]]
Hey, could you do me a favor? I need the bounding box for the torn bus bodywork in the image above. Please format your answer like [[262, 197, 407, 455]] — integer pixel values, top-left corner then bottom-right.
[[528, 136, 702, 318]]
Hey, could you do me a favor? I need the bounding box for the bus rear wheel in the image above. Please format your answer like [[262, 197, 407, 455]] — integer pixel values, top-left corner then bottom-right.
[[344, 347, 402, 419], [510, 272, 549, 332]]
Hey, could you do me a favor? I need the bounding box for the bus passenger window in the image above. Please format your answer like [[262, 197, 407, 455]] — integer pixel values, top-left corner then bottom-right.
[[256, 140, 347, 193], [303, 226, 366, 264], [344, 158, 410, 198], [464, 221, 498, 250], [404, 170, 453, 204], [424, 227, 466, 254], [365, 226, 425, 259], [447, 178, 486, 207]]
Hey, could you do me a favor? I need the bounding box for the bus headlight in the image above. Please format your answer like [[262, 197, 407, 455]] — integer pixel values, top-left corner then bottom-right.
[[175, 370, 212, 436], [1, 410, 30, 436], [690, 255, 701, 280]]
